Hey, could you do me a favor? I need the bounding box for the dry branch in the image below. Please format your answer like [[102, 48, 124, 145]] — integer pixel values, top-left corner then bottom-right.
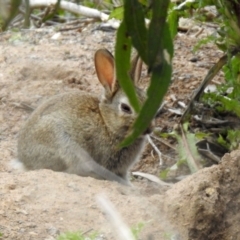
[[29, 0, 109, 21]]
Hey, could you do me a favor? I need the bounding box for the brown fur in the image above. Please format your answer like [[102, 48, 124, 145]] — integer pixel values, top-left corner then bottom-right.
[[17, 49, 150, 185]]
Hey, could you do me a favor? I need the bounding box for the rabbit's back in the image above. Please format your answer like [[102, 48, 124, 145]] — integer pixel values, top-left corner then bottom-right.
[[17, 92, 103, 170]]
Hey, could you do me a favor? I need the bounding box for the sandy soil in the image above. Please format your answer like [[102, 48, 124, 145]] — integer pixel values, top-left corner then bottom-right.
[[0, 23, 239, 240]]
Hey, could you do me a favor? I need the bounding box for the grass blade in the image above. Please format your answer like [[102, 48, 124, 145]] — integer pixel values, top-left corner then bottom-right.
[[124, 0, 148, 64], [115, 20, 141, 113]]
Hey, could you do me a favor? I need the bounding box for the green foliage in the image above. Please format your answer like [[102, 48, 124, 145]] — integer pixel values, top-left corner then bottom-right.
[[226, 129, 240, 151], [168, 2, 179, 39], [82, 0, 96, 8], [215, 95, 240, 117], [163, 232, 176, 240], [176, 134, 199, 173], [174, 123, 202, 173], [159, 168, 170, 180], [193, 34, 216, 53], [203, 92, 240, 117], [159, 128, 200, 174], [109, 6, 124, 20], [176, 158, 188, 167], [177, 0, 240, 65], [222, 54, 240, 97], [195, 132, 211, 139], [124, 0, 148, 64], [57, 230, 98, 240], [117, 0, 175, 147], [57, 222, 146, 240], [217, 130, 240, 151], [131, 222, 145, 239], [159, 161, 187, 180], [217, 134, 229, 149], [175, 0, 240, 151], [138, 0, 149, 6], [115, 21, 141, 113]]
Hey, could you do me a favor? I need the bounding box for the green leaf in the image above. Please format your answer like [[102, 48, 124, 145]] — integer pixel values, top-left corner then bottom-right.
[[175, 126, 201, 173], [115, 20, 141, 113], [193, 34, 216, 53], [109, 6, 124, 20], [168, 4, 179, 39], [216, 95, 240, 117], [131, 222, 145, 239], [227, 130, 240, 151], [57, 230, 98, 240], [159, 168, 170, 180], [217, 134, 229, 150], [195, 132, 211, 139], [122, 58, 172, 146], [124, 0, 148, 64], [122, 23, 173, 147], [147, 0, 171, 69]]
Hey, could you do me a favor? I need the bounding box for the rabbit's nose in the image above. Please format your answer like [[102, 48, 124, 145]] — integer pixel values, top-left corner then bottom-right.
[[143, 120, 155, 135]]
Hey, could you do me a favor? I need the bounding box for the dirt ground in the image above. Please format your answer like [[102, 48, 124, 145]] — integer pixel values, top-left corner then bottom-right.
[[0, 22, 240, 240]]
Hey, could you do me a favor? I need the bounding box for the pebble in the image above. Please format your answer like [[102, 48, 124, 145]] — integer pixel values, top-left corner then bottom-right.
[[46, 226, 60, 236]]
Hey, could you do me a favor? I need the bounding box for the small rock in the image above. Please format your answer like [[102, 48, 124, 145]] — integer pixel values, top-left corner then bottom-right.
[[51, 32, 61, 40], [47, 226, 60, 236], [16, 209, 28, 215]]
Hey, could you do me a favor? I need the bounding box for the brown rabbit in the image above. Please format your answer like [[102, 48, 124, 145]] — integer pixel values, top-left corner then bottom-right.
[[17, 49, 152, 185]]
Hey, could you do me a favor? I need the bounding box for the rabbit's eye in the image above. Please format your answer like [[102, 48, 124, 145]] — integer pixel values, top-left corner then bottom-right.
[[121, 103, 132, 114]]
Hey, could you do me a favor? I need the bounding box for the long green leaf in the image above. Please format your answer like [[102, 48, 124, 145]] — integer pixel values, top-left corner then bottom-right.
[[109, 6, 124, 20], [168, 4, 179, 39], [121, 19, 173, 147], [124, 0, 148, 64], [115, 20, 141, 113], [148, 0, 170, 69], [121, 48, 172, 146]]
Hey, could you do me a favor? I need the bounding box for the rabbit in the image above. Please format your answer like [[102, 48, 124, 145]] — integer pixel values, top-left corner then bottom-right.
[[17, 49, 154, 185]]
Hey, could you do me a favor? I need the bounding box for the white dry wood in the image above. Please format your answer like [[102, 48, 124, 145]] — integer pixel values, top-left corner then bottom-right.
[[147, 135, 163, 165], [29, 0, 149, 29], [29, 0, 109, 21], [132, 171, 173, 186]]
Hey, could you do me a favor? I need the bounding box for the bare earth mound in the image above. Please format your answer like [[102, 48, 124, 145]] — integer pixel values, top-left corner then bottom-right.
[[164, 149, 240, 240], [1, 149, 240, 239]]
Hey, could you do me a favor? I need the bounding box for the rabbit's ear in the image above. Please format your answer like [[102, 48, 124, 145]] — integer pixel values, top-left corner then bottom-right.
[[129, 54, 143, 85], [95, 49, 116, 97]]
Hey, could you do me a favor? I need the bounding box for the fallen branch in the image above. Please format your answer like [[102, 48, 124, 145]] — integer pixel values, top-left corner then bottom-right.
[[147, 135, 163, 165], [28, 0, 149, 29], [132, 171, 173, 186], [29, 0, 109, 21]]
